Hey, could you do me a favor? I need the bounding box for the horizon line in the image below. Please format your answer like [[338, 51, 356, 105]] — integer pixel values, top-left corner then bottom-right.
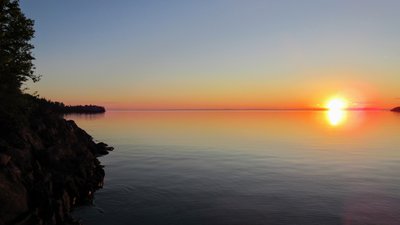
[[106, 107, 389, 112]]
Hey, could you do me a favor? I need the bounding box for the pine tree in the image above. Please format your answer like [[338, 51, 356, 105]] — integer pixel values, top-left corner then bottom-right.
[[0, 0, 40, 95]]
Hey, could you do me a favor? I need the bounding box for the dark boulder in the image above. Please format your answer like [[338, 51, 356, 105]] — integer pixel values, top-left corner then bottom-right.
[[95, 142, 114, 155]]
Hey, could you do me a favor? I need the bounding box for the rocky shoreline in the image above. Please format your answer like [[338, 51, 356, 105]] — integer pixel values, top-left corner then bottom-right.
[[0, 1, 112, 223], [0, 103, 112, 225]]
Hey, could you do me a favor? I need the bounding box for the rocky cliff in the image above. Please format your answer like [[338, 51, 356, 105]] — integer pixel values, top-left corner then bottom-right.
[[0, 97, 112, 225]]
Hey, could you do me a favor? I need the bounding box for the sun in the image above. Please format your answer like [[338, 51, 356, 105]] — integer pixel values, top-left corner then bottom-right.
[[326, 98, 348, 111]]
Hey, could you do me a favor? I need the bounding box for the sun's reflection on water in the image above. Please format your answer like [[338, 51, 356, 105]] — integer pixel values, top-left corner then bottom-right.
[[326, 109, 347, 126]]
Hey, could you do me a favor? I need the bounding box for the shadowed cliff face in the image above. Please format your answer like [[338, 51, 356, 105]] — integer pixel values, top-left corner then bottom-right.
[[0, 99, 112, 225]]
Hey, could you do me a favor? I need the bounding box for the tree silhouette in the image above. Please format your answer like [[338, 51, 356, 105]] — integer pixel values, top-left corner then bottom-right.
[[0, 0, 40, 95]]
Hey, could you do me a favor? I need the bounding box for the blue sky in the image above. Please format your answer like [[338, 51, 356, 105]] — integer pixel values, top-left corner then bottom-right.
[[21, 0, 400, 109]]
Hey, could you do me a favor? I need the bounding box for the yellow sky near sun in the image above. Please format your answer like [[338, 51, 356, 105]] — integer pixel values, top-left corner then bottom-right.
[[31, 68, 398, 110]]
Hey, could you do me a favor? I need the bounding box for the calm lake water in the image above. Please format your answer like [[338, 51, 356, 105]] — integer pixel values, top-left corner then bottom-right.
[[68, 110, 400, 225]]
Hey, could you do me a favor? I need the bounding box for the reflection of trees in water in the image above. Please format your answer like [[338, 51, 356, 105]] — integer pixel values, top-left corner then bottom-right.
[[65, 113, 105, 120]]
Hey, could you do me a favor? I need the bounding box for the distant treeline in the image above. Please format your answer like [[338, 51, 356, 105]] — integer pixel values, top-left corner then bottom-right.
[[61, 104, 106, 114], [34, 97, 106, 114], [391, 107, 400, 112]]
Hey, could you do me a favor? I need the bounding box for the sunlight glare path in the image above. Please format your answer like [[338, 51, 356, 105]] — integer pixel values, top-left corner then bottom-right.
[[327, 109, 347, 126]]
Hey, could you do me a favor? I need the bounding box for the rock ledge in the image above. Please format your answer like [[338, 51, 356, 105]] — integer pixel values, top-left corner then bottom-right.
[[0, 107, 112, 225]]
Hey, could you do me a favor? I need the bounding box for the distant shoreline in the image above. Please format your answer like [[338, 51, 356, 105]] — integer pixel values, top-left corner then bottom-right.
[[61, 105, 106, 114], [34, 97, 106, 114], [391, 107, 400, 112], [106, 108, 389, 112]]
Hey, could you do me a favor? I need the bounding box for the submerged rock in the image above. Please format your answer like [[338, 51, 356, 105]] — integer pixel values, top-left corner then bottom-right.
[[0, 105, 111, 225]]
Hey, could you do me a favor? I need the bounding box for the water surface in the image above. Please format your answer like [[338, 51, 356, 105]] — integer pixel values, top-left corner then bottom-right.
[[68, 110, 400, 225]]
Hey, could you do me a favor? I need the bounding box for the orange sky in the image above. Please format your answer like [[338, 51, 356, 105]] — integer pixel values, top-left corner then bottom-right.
[[23, 1, 400, 110], [33, 70, 397, 110]]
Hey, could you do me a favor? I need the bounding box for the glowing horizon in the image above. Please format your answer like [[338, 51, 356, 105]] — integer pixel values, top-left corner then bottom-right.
[[21, 1, 400, 110]]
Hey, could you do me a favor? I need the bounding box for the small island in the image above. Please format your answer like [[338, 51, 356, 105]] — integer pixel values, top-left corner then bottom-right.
[[391, 107, 400, 112]]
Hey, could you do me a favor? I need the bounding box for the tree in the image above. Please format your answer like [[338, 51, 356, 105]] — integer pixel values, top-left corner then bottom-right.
[[0, 0, 40, 95]]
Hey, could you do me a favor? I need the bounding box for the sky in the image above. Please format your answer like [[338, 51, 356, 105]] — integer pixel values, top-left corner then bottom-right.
[[21, 0, 400, 110]]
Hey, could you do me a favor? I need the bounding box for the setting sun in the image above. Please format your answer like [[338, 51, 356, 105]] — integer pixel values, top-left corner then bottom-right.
[[326, 98, 348, 111], [325, 98, 348, 126]]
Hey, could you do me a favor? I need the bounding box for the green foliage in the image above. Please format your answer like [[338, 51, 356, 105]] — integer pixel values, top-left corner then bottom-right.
[[0, 0, 40, 95]]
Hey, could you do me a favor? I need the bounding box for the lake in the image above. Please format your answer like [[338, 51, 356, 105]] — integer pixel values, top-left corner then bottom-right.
[[68, 110, 400, 225]]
